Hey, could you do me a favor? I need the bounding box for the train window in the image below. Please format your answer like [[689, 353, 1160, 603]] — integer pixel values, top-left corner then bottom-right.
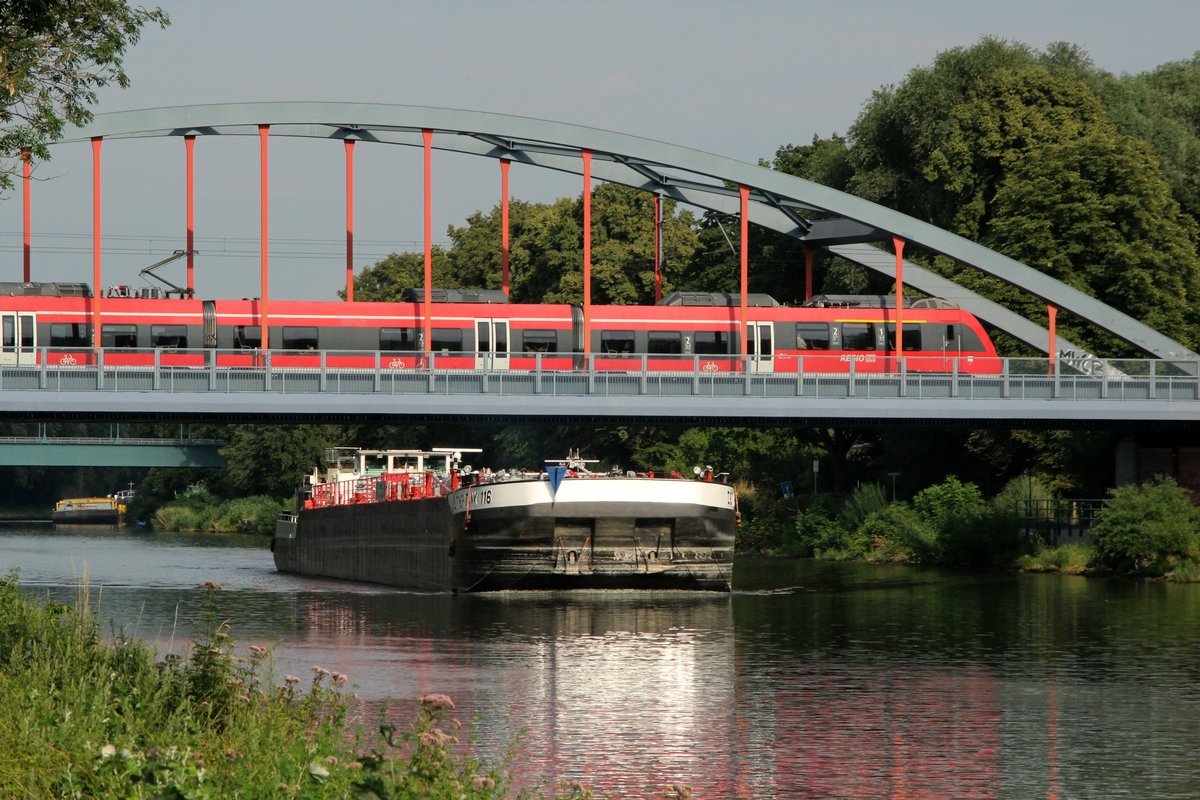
[[282, 326, 319, 350], [522, 330, 558, 353], [50, 323, 90, 348], [841, 323, 875, 351], [19, 316, 33, 350], [958, 327, 985, 352], [431, 328, 463, 354], [647, 331, 682, 355], [2, 317, 12, 349], [103, 324, 138, 348], [600, 330, 635, 354], [234, 325, 262, 349], [150, 325, 187, 349], [796, 323, 830, 350], [884, 324, 922, 351], [694, 330, 730, 355], [380, 327, 418, 352]]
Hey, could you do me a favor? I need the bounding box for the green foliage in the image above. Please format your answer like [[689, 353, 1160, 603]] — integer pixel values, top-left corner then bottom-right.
[[348, 247, 456, 301], [846, 37, 1200, 355], [857, 503, 937, 563], [838, 483, 889, 531], [1091, 477, 1200, 573], [0, 0, 169, 192], [733, 484, 792, 553], [0, 573, 597, 798], [221, 424, 339, 498], [1100, 54, 1200, 223], [902, 476, 1021, 568], [443, 184, 700, 305], [1015, 544, 1096, 574], [784, 505, 831, 557], [912, 475, 984, 531], [154, 493, 288, 534]]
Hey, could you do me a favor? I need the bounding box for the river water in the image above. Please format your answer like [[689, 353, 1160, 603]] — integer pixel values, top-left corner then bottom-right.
[[3, 525, 1198, 799]]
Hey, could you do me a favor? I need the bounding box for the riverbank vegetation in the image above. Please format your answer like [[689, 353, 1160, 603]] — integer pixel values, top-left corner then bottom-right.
[[149, 482, 289, 535], [773, 474, 1200, 582], [0, 574, 601, 798]]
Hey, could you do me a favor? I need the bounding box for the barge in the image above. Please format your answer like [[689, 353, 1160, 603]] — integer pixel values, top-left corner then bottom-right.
[[52, 495, 127, 525], [272, 447, 735, 592]]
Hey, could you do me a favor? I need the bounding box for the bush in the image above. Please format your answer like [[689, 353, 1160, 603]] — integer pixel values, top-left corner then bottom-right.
[[206, 495, 290, 535], [1091, 477, 1200, 573], [838, 483, 889, 531], [909, 476, 1021, 568], [857, 503, 936, 563], [1016, 544, 1096, 574], [154, 494, 289, 534], [734, 484, 795, 552]]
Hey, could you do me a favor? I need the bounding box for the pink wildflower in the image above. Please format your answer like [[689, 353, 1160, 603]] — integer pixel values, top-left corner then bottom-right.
[[419, 693, 455, 711]]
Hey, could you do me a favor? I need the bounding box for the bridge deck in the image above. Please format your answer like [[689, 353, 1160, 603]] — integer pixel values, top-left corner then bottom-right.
[[1, 354, 1197, 425]]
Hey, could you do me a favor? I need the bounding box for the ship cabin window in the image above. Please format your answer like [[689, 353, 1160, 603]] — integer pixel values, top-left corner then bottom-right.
[[431, 328, 463, 354], [150, 324, 188, 349], [522, 329, 558, 353], [50, 323, 90, 348], [647, 331, 682, 355], [600, 330, 635, 354], [694, 330, 730, 355], [884, 324, 922, 352], [796, 322, 830, 350], [282, 326, 319, 350], [841, 323, 875, 351], [234, 325, 262, 349], [380, 327, 419, 352], [102, 324, 138, 349]]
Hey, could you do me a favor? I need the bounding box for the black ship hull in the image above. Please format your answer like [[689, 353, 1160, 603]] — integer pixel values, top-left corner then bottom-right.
[[273, 477, 735, 592]]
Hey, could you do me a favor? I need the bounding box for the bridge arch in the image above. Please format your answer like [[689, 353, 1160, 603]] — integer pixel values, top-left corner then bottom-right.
[[56, 102, 1196, 361]]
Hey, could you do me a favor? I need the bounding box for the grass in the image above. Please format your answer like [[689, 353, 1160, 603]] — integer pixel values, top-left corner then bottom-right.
[[1015, 544, 1096, 575], [153, 494, 289, 535], [0, 572, 621, 799]]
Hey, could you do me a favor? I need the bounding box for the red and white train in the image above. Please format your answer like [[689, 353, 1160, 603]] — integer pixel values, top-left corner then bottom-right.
[[0, 282, 1001, 373]]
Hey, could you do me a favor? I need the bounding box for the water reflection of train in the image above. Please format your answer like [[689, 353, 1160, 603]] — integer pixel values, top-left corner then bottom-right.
[[0, 282, 1000, 374]]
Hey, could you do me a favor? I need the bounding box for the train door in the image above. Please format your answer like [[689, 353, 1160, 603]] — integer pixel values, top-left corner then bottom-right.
[[0, 312, 36, 366], [942, 323, 961, 370], [474, 319, 510, 369], [748, 321, 774, 373]]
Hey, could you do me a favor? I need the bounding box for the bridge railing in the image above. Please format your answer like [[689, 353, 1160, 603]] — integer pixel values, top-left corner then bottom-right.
[[1019, 498, 1106, 545], [2, 349, 1199, 401]]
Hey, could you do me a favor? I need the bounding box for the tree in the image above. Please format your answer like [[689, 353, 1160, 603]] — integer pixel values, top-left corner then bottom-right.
[[446, 184, 700, 304], [928, 65, 1200, 352], [1098, 54, 1200, 225], [347, 247, 455, 302], [0, 0, 168, 192], [1091, 477, 1200, 573], [847, 39, 1200, 355], [220, 424, 339, 498]]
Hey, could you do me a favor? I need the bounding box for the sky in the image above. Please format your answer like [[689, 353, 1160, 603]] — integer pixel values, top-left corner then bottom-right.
[[2, 0, 1199, 300]]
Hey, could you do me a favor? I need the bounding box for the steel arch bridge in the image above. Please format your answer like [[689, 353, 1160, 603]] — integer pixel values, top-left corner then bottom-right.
[[46, 101, 1196, 362]]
